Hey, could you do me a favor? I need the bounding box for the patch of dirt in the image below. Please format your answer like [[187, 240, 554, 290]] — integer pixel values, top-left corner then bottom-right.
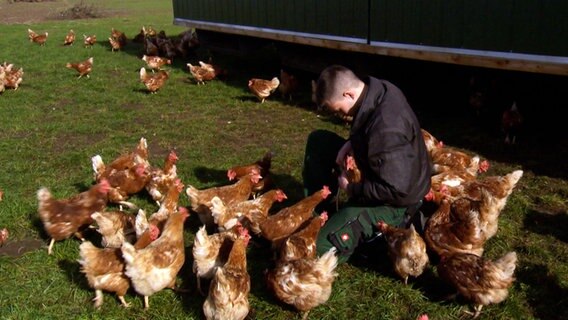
[[0, 1, 67, 24], [0, 1, 119, 24], [0, 238, 44, 257], [51, 131, 108, 154]]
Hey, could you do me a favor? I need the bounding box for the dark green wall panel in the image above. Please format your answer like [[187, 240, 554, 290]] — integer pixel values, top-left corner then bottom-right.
[[173, 0, 568, 56]]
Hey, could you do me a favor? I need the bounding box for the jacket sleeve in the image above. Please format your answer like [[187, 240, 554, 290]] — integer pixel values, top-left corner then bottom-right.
[[349, 129, 416, 206]]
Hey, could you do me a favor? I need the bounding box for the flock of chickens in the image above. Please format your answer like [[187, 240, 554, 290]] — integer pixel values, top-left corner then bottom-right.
[[2, 24, 524, 320], [333, 127, 523, 318], [418, 129, 523, 318], [30, 127, 524, 319], [33, 137, 340, 320], [5, 26, 299, 101]]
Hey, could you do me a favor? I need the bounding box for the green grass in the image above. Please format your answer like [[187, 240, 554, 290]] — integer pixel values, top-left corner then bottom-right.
[[1, 1, 568, 319]]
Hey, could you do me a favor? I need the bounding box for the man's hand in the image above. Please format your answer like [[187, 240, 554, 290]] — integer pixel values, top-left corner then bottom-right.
[[336, 140, 352, 166], [338, 172, 349, 191]]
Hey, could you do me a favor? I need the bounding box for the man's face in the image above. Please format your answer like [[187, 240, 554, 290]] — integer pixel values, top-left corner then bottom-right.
[[325, 96, 351, 115]]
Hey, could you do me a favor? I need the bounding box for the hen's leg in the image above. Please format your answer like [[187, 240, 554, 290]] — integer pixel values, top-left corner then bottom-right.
[[93, 289, 104, 308], [470, 304, 483, 318], [144, 296, 150, 309], [118, 295, 130, 308], [47, 238, 55, 255], [197, 277, 205, 296]]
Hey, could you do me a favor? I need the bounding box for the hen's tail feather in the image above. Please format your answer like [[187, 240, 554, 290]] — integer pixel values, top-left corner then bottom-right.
[[270, 77, 280, 90], [78, 241, 100, 268], [186, 186, 200, 207], [194, 226, 209, 248], [121, 242, 136, 264], [209, 196, 226, 224], [91, 155, 105, 178], [135, 209, 149, 238], [37, 187, 52, 202], [139, 67, 147, 81], [118, 201, 138, 210], [494, 251, 517, 278], [314, 247, 339, 279], [506, 170, 524, 190]]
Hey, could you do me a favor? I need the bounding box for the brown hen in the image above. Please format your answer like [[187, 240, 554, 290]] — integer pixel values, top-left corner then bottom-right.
[[259, 186, 332, 245], [121, 207, 189, 309], [145, 150, 179, 205], [83, 34, 97, 48], [186, 169, 262, 227], [378, 221, 429, 284], [91, 210, 136, 248], [203, 226, 251, 320], [267, 247, 338, 320], [437, 251, 517, 318], [66, 57, 94, 79], [192, 224, 241, 295], [63, 29, 75, 46], [279, 69, 299, 101], [78, 225, 160, 309], [140, 67, 168, 93], [227, 151, 274, 197], [142, 55, 171, 71], [37, 179, 110, 255], [211, 189, 287, 234], [279, 211, 328, 261], [248, 77, 280, 103]]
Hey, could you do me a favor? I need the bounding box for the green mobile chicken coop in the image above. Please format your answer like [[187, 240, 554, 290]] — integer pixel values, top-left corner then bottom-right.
[[172, 0, 567, 75]]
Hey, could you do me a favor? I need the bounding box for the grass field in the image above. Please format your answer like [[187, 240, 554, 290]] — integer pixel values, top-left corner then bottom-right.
[[1, 1, 567, 319]]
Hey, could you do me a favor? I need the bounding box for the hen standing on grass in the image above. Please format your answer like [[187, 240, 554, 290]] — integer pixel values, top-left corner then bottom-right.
[[121, 207, 189, 310], [109, 37, 123, 52], [63, 29, 75, 46], [83, 34, 97, 48], [139, 67, 169, 93], [192, 224, 241, 295], [66, 57, 94, 79], [142, 55, 171, 72], [146, 150, 179, 206], [437, 251, 518, 318], [210, 189, 287, 233], [227, 151, 274, 198], [78, 225, 160, 309], [278, 211, 328, 261], [259, 186, 332, 247], [267, 247, 339, 320], [378, 221, 429, 285], [203, 225, 251, 320], [30, 31, 48, 46], [27, 28, 38, 41], [1, 62, 24, 90], [279, 69, 299, 101], [37, 179, 110, 255], [248, 77, 280, 103], [91, 210, 136, 248], [186, 169, 262, 228]]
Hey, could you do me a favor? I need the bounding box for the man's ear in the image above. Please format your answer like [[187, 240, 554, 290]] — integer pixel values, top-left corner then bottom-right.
[[343, 90, 356, 100]]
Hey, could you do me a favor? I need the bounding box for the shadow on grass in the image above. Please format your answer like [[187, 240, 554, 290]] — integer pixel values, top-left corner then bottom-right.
[[191, 166, 304, 203], [58, 258, 89, 291], [178, 245, 204, 315], [516, 262, 568, 320], [523, 209, 568, 243]]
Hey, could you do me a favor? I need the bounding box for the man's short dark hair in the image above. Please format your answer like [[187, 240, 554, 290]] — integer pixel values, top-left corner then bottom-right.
[[315, 65, 360, 109]]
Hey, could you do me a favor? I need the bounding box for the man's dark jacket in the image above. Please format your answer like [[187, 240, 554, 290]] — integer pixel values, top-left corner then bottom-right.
[[348, 76, 431, 207]]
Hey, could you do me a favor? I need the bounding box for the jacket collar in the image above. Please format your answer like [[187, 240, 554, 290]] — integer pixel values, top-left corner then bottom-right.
[[351, 76, 384, 134]]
